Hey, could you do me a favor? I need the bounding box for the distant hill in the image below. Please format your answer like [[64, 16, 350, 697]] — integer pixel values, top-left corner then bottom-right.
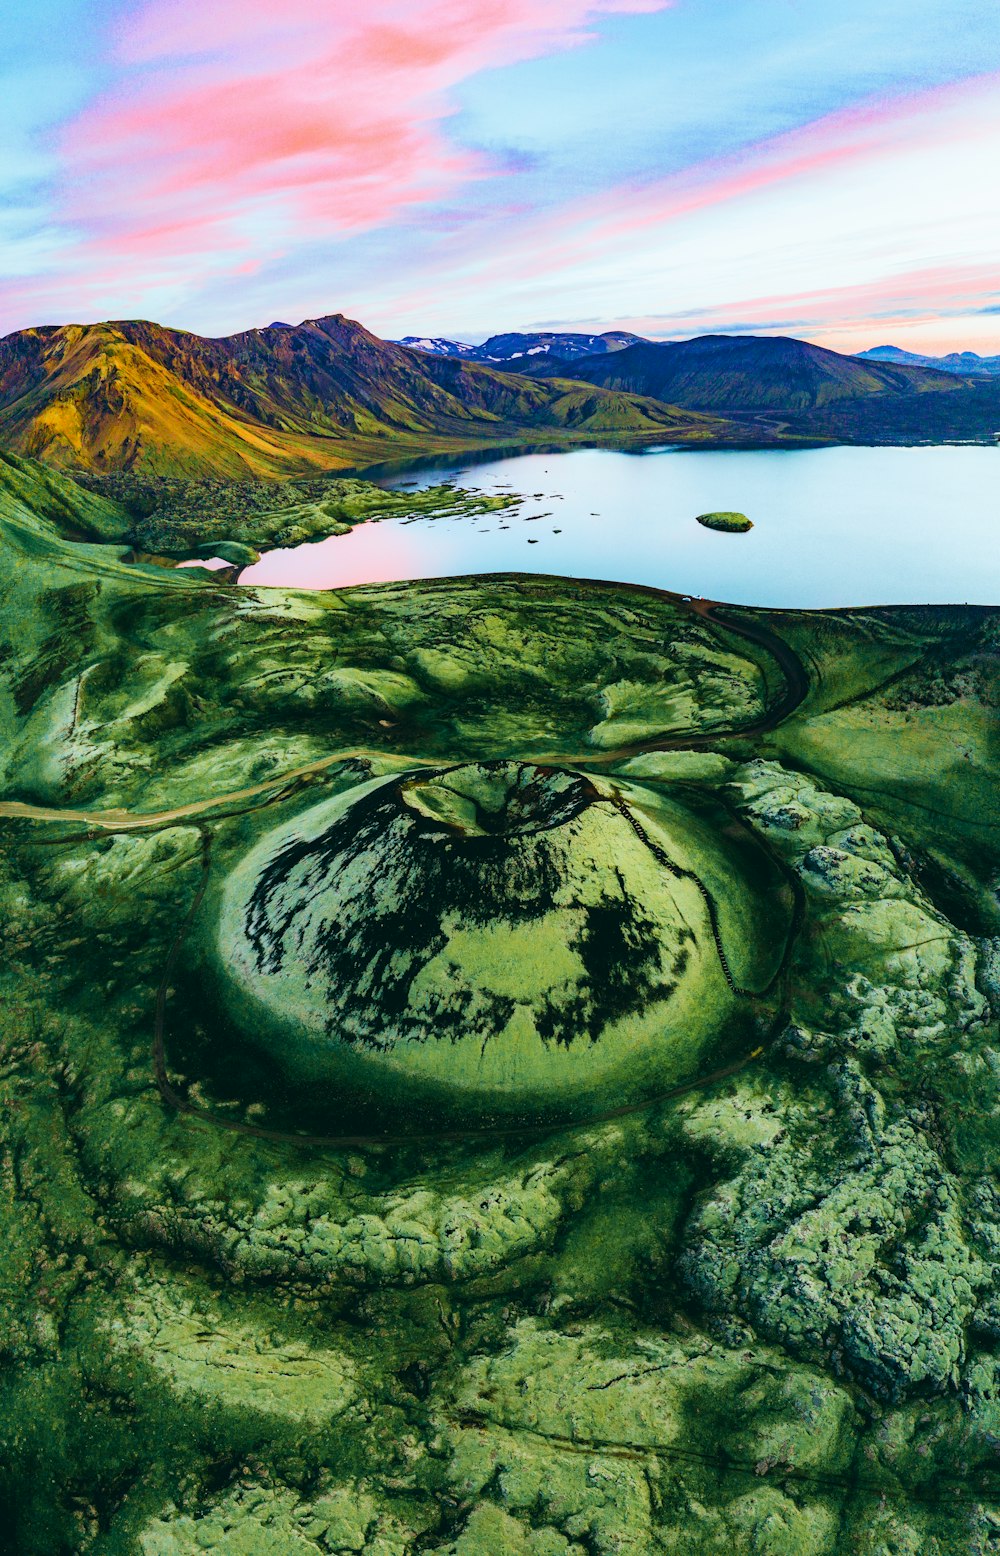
[[858, 345, 1000, 377], [397, 330, 649, 364], [0, 314, 725, 478], [527, 333, 972, 412]]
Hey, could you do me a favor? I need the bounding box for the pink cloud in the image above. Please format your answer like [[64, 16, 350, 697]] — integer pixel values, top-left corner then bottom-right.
[[4, 5, 996, 357], [0, 0, 669, 324], [371, 70, 1000, 341], [613, 262, 1000, 348], [116, 0, 668, 68], [489, 73, 998, 276]]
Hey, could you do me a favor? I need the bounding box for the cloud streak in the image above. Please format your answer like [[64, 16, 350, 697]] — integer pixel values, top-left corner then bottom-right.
[[0, 0, 669, 324], [362, 72, 1000, 352], [2, 0, 998, 353]]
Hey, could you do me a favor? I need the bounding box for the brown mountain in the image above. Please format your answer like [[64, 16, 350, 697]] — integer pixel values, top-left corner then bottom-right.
[[0, 314, 724, 478]]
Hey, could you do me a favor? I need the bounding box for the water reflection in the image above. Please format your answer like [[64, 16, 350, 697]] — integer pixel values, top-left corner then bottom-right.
[[240, 444, 1000, 608]]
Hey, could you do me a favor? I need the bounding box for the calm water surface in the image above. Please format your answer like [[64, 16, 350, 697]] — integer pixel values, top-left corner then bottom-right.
[[241, 445, 1000, 607]]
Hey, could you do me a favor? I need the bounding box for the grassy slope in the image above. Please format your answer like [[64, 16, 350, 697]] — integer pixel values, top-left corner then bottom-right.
[[751, 605, 1000, 927], [0, 448, 132, 542]]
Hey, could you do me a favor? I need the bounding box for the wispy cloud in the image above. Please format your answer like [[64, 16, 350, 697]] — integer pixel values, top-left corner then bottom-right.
[[361, 72, 1000, 352], [2, 0, 998, 353], [0, 0, 668, 327]]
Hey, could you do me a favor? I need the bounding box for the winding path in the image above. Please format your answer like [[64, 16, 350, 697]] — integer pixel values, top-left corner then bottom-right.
[[0, 596, 807, 832]]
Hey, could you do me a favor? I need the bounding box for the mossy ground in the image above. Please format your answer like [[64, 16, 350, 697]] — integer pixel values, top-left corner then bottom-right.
[[68, 464, 522, 560], [1, 458, 1000, 1552]]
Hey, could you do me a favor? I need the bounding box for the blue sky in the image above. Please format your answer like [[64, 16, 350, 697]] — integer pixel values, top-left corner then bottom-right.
[[1, 0, 999, 350]]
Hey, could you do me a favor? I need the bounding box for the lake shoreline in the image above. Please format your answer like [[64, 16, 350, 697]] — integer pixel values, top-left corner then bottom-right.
[[239, 444, 1000, 609]]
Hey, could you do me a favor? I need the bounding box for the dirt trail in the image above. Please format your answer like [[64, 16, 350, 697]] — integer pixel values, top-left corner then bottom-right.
[[0, 601, 806, 834]]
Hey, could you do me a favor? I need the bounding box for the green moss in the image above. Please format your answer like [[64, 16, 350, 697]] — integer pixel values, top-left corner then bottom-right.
[[201, 763, 789, 1127], [194, 541, 260, 566], [2, 470, 1000, 1551], [69, 467, 521, 557]]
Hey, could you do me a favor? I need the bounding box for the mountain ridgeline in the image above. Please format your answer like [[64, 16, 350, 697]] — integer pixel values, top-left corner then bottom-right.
[[515, 331, 1000, 442], [0, 314, 720, 478], [396, 329, 648, 363], [859, 344, 1000, 376], [1, 313, 998, 480]]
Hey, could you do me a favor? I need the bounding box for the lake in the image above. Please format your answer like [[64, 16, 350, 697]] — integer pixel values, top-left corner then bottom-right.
[[240, 444, 1000, 608]]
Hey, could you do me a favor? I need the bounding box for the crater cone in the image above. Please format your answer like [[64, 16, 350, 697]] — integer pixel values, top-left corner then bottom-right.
[[211, 761, 764, 1123]]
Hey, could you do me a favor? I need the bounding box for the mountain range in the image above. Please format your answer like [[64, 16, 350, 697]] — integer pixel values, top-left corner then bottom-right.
[[522, 332, 968, 405], [396, 330, 648, 363], [858, 345, 1000, 376], [518, 332, 1000, 442], [1, 313, 998, 480], [395, 329, 1000, 442], [0, 315, 720, 478]]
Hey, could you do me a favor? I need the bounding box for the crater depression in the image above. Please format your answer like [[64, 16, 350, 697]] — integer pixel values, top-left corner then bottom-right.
[[206, 760, 790, 1126]]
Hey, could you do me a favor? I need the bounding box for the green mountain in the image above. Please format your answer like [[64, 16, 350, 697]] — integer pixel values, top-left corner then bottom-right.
[[0, 313, 722, 477], [528, 331, 971, 409]]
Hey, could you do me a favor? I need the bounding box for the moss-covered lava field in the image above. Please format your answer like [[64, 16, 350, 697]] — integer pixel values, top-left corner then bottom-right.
[[2, 453, 1000, 1553]]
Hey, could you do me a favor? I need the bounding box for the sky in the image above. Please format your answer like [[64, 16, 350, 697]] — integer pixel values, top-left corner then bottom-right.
[[1, 0, 999, 352]]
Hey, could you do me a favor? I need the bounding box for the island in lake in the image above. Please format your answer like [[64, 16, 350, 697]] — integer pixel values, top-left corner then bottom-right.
[[696, 509, 754, 532]]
